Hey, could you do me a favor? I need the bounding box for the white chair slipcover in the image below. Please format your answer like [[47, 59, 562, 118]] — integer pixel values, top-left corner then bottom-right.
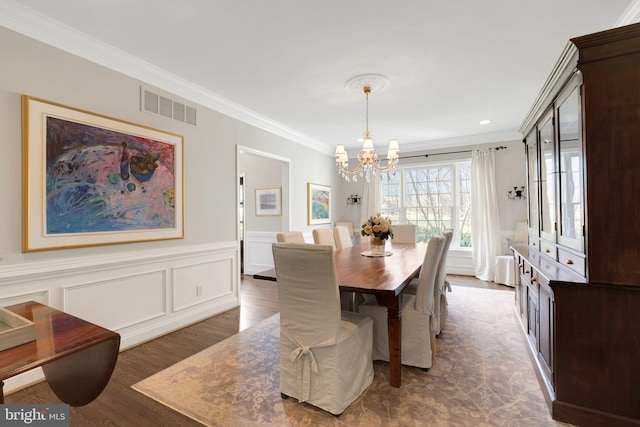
[[392, 224, 417, 243], [276, 231, 305, 243], [272, 243, 374, 415], [434, 229, 453, 335], [312, 228, 336, 250], [495, 255, 515, 286], [359, 235, 445, 369], [333, 226, 353, 250], [334, 221, 354, 238], [496, 221, 528, 286], [404, 229, 453, 336]]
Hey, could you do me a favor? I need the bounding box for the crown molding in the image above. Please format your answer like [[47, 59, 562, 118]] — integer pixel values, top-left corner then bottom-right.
[[0, 0, 333, 156], [617, 0, 640, 26], [400, 129, 522, 153]]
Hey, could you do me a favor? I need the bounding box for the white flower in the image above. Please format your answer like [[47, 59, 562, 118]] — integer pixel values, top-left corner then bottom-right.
[[361, 214, 393, 240]]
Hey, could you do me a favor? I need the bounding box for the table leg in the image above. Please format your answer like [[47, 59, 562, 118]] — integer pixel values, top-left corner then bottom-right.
[[377, 294, 402, 387]]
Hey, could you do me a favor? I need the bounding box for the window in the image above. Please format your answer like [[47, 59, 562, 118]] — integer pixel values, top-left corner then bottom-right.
[[380, 161, 472, 248]]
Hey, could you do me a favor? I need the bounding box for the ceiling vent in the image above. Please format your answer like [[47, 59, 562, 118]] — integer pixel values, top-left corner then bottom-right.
[[141, 87, 197, 126]]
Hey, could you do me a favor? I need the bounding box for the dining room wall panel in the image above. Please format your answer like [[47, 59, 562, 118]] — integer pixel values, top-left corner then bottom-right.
[[0, 242, 238, 394], [172, 255, 235, 311], [63, 269, 168, 331]]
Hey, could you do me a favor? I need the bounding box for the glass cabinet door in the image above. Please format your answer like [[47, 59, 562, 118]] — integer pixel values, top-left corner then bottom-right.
[[525, 128, 539, 236], [539, 111, 556, 242], [557, 81, 584, 251]]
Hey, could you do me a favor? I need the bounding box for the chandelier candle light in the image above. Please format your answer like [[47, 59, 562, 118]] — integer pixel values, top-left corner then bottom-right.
[[335, 74, 400, 182]]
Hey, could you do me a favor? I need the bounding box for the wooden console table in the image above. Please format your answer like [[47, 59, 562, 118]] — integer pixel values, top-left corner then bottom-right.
[[0, 301, 120, 406]]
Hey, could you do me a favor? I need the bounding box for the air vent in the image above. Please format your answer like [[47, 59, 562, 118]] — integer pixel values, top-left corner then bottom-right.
[[141, 87, 197, 126]]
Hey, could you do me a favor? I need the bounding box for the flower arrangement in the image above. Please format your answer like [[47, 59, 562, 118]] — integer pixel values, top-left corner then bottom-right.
[[361, 213, 394, 241]]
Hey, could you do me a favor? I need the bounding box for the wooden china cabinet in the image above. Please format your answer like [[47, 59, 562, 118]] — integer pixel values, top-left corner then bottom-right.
[[513, 23, 640, 427]]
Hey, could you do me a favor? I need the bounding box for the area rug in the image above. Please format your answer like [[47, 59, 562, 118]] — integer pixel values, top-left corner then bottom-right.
[[133, 286, 571, 426]]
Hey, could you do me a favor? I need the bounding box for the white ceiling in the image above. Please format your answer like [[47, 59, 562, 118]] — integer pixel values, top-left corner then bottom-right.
[[2, 0, 639, 155]]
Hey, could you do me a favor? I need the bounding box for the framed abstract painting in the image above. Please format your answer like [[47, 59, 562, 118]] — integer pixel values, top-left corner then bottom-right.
[[22, 95, 184, 252], [255, 186, 282, 216], [307, 182, 331, 225]]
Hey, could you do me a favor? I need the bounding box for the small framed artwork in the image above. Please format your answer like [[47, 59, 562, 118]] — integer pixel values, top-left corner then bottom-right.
[[255, 186, 282, 216], [22, 95, 184, 252], [307, 182, 331, 225]]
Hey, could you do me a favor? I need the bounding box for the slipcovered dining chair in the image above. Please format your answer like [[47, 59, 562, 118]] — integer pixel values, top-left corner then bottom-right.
[[272, 243, 374, 415], [312, 228, 337, 250], [404, 229, 453, 336], [392, 224, 417, 243], [359, 235, 445, 370], [495, 221, 528, 286], [434, 229, 453, 335], [276, 231, 305, 243], [333, 226, 353, 250], [334, 221, 354, 239]]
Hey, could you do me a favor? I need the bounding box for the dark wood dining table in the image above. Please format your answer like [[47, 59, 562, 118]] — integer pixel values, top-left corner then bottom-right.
[[255, 240, 427, 388]]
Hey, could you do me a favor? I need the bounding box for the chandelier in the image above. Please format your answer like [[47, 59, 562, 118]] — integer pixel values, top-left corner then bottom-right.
[[335, 75, 400, 182]]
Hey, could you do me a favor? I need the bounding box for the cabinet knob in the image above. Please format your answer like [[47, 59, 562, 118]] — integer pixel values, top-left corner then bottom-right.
[[525, 269, 530, 274], [532, 277, 537, 282], [566, 259, 574, 265], [532, 242, 536, 246], [545, 248, 550, 253]]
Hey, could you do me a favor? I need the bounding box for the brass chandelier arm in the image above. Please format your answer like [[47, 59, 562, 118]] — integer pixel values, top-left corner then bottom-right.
[[336, 158, 366, 175], [336, 152, 398, 175], [335, 74, 399, 182], [369, 157, 398, 173]]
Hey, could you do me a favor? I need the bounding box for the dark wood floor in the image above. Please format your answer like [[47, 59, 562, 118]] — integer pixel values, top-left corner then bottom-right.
[[5, 274, 508, 426]]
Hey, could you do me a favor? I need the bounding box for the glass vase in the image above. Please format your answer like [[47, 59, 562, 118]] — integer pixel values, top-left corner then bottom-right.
[[370, 236, 386, 256]]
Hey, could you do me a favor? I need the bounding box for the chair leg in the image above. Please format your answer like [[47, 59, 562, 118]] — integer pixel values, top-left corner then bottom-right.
[[430, 334, 437, 361]]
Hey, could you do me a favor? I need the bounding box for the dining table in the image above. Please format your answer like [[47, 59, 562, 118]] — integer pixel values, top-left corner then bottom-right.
[[255, 240, 427, 388]]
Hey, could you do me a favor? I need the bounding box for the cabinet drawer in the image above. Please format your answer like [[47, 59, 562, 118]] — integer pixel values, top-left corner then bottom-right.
[[530, 268, 540, 287], [522, 259, 534, 281], [540, 241, 557, 260], [529, 237, 540, 251], [558, 248, 586, 277]]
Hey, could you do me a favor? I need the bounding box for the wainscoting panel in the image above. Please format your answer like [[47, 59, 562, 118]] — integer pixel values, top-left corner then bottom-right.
[[447, 249, 474, 276], [0, 289, 50, 308], [64, 269, 167, 331], [244, 231, 277, 275], [173, 255, 234, 312], [0, 241, 239, 395]]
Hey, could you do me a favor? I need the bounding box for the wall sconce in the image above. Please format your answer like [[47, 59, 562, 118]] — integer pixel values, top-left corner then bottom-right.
[[508, 186, 526, 200], [347, 194, 361, 205]]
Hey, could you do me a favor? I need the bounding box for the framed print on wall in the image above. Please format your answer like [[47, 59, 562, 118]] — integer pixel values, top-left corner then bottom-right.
[[22, 95, 184, 252], [255, 186, 282, 216], [307, 182, 331, 225]]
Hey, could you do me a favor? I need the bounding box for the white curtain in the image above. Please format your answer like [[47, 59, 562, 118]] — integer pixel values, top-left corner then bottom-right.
[[359, 177, 381, 236], [471, 148, 502, 281]]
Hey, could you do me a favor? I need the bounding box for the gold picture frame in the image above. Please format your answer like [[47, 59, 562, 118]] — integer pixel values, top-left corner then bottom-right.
[[22, 95, 184, 252], [307, 182, 331, 225], [255, 186, 282, 216]]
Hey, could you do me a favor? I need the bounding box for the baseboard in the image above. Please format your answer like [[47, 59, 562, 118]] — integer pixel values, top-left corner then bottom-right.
[[553, 400, 640, 427]]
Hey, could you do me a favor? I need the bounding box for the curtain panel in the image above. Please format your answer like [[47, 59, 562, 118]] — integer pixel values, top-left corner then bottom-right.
[[470, 149, 502, 281]]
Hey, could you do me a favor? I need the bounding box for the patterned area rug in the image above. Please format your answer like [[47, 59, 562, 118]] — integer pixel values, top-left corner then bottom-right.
[[133, 286, 572, 426]]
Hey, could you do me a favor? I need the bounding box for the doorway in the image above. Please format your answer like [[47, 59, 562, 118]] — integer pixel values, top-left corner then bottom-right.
[[237, 146, 291, 276], [239, 174, 245, 277]]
